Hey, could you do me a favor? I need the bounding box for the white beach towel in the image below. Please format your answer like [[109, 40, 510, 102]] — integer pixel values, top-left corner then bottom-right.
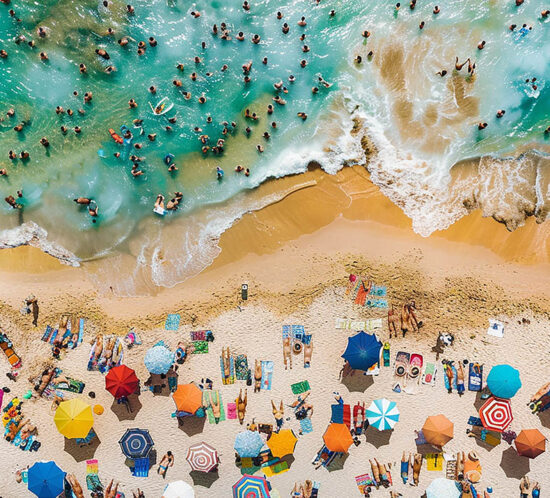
[[335, 318, 383, 331], [487, 319, 504, 338]]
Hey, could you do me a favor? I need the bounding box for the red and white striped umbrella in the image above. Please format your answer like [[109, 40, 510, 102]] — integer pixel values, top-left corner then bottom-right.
[[479, 396, 513, 432], [186, 442, 219, 472]]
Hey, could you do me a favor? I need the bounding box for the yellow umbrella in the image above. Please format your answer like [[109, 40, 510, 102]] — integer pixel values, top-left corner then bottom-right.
[[267, 429, 298, 458], [54, 398, 94, 439]]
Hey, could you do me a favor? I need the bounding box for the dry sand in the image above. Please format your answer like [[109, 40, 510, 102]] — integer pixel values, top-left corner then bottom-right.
[[0, 168, 549, 497]]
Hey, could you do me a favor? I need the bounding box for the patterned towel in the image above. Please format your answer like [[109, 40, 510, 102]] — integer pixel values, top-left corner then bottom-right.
[[190, 341, 209, 354], [235, 355, 249, 380], [190, 330, 207, 341], [291, 380, 310, 394], [261, 361, 273, 390], [300, 418, 313, 434], [165, 314, 180, 331], [335, 318, 383, 331]]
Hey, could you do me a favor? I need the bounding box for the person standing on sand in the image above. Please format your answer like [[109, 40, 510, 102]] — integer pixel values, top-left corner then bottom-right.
[[400, 304, 411, 337], [388, 304, 399, 338], [25, 295, 39, 326]]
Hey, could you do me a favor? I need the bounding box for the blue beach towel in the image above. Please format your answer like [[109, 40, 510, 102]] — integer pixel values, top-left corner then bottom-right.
[[331, 403, 344, 424], [165, 314, 180, 330], [300, 418, 313, 434], [261, 361, 273, 390]]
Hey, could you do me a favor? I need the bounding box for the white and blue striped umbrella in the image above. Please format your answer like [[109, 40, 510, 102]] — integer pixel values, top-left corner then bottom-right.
[[366, 398, 400, 431]]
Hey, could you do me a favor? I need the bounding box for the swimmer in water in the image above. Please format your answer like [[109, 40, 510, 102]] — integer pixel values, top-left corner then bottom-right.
[[455, 57, 469, 71]]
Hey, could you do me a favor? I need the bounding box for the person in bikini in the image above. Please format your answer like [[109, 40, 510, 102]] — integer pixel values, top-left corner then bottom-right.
[[254, 360, 262, 392], [208, 391, 221, 423], [236, 388, 247, 424], [283, 337, 292, 369], [271, 400, 284, 431], [388, 304, 399, 338], [157, 451, 174, 478]]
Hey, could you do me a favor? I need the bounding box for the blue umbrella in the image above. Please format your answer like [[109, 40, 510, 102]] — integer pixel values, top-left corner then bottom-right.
[[119, 428, 154, 459], [341, 331, 382, 371], [144, 344, 175, 374], [487, 364, 522, 399], [28, 461, 65, 498], [426, 478, 460, 498], [234, 430, 264, 457]]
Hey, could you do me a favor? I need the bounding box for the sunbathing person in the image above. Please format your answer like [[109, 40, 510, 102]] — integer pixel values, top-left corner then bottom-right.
[[388, 304, 399, 338], [222, 347, 231, 381], [412, 453, 422, 485], [66, 474, 84, 498], [304, 341, 313, 367], [208, 391, 221, 423], [456, 362, 465, 395], [254, 360, 262, 392], [283, 337, 292, 369], [132, 490, 145, 498], [236, 388, 247, 424], [271, 399, 284, 431], [104, 479, 120, 498], [157, 452, 174, 478]]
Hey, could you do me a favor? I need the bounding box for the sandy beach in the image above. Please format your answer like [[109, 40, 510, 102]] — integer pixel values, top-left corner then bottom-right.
[[0, 167, 549, 497]]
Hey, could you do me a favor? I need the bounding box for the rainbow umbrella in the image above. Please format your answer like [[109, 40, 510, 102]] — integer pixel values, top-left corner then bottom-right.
[[105, 365, 139, 399], [366, 398, 400, 431], [54, 398, 94, 439], [341, 332, 382, 371], [232, 475, 271, 498], [28, 461, 65, 498], [234, 430, 264, 457], [186, 442, 219, 472]]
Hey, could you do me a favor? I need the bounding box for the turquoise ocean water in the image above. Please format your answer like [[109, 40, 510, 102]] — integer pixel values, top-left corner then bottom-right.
[[0, 0, 548, 291]]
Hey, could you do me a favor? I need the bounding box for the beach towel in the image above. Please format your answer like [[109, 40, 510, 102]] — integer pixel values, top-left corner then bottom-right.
[[77, 318, 84, 345], [190, 340, 209, 354], [56, 377, 85, 393], [262, 460, 289, 476], [261, 361, 273, 390], [468, 363, 483, 391], [403, 353, 423, 395], [443, 363, 458, 392], [331, 403, 344, 424], [49, 329, 58, 345], [487, 319, 504, 338], [203, 391, 226, 424], [370, 285, 387, 296], [165, 314, 180, 331], [220, 355, 235, 385], [365, 298, 388, 308], [335, 318, 383, 331], [422, 362, 437, 386], [468, 416, 483, 427], [355, 474, 375, 494], [300, 418, 313, 434], [393, 351, 410, 392], [426, 453, 443, 471], [235, 355, 249, 380], [41, 325, 52, 342], [190, 330, 207, 341], [291, 380, 310, 395], [227, 402, 237, 419], [343, 404, 351, 429]]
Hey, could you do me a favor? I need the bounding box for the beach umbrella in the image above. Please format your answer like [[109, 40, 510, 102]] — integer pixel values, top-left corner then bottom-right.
[[144, 344, 175, 374], [232, 475, 271, 498], [479, 397, 513, 432], [173, 383, 203, 414], [366, 398, 400, 431], [341, 331, 382, 371], [162, 480, 195, 498], [323, 423, 353, 453], [54, 398, 94, 439], [186, 442, 219, 472], [267, 429, 298, 458], [119, 428, 154, 459], [486, 364, 521, 399], [515, 429, 546, 458], [234, 430, 264, 457], [422, 415, 454, 447], [28, 461, 65, 498], [426, 478, 460, 498], [105, 365, 139, 399]]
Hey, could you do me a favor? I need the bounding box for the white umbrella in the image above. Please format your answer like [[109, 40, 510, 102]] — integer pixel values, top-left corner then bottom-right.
[[162, 480, 195, 498]]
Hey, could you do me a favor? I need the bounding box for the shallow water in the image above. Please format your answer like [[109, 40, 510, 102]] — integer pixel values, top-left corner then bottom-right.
[[0, 0, 548, 289]]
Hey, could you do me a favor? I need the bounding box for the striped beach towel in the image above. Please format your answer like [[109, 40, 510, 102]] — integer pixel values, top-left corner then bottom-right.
[[335, 318, 383, 331]]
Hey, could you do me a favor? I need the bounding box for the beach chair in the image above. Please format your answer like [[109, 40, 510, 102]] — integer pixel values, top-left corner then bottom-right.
[[131, 457, 150, 477]]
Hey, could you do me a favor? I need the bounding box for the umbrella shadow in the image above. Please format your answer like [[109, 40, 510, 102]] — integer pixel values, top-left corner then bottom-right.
[[110, 394, 142, 421], [365, 427, 393, 448], [64, 434, 101, 462], [341, 373, 374, 393], [189, 470, 219, 488], [327, 452, 349, 472], [537, 410, 550, 429], [500, 446, 529, 478], [473, 391, 490, 411], [178, 416, 206, 437]]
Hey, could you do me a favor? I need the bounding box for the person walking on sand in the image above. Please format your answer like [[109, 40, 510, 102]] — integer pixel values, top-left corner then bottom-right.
[[157, 451, 174, 478], [25, 295, 39, 326]]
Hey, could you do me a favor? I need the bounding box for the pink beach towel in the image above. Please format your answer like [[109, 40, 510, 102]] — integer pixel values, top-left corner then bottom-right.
[[227, 402, 237, 419]]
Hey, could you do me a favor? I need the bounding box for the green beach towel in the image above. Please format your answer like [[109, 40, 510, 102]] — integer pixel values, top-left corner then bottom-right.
[[291, 380, 310, 395]]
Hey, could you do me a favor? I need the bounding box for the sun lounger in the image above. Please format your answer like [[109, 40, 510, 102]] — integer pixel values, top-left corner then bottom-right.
[[343, 404, 351, 429], [131, 457, 150, 477], [393, 351, 410, 392]]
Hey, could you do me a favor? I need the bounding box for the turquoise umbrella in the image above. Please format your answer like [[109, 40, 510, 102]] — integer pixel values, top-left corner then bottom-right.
[[366, 398, 400, 430], [426, 478, 460, 498], [487, 364, 521, 399], [234, 430, 264, 457]]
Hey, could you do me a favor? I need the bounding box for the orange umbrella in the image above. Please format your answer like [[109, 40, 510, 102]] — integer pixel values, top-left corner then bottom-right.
[[172, 384, 203, 414], [267, 429, 298, 458], [422, 414, 454, 447], [515, 429, 546, 458], [323, 423, 353, 453]]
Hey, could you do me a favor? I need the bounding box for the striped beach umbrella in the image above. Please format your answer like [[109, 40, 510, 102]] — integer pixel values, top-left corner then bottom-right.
[[186, 442, 219, 472], [144, 344, 175, 374], [119, 428, 154, 459], [366, 398, 400, 431], [234, 430, 264, 457], [232, 475, 271, 498], [162, 480, 195, 498], [479, 397, 513, 433]]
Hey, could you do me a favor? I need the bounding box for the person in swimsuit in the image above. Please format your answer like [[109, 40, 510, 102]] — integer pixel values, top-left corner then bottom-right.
[[400, 304, 411, 337], [304, 341, 313, 367], [271, 400, 284, 430], [208, 391, 221, 423], [157, 451, 174, 478], [254, 360, 262, 392], [236, 388, 247, 425], [388, 304, 399, 338]]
